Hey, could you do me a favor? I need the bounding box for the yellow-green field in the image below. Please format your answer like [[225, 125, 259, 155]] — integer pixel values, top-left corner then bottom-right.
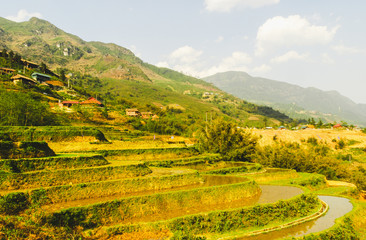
[[0, 128, 365, 240]]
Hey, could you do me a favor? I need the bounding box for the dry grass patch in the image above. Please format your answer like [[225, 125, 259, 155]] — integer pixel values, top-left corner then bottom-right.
[[48, 140, 186, 153], [252, 129, 366, 148]]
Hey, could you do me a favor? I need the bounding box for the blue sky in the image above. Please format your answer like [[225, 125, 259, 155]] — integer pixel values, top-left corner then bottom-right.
[[2, 0, 366, 103]]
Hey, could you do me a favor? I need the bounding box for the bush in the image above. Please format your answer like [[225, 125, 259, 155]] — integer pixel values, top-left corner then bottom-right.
[[0, 141, 15, 158], [0, 126, 107, 142], [0, 192, 30, 215], [255, 141, 347, 181], [0, 89, 60, 126], [19, 141, 55, 157], [0, 141, 55, 159], [197, 118, 258, 162]]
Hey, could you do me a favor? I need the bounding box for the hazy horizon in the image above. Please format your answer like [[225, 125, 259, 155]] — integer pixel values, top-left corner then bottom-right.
[[1, 0, 366, 104]]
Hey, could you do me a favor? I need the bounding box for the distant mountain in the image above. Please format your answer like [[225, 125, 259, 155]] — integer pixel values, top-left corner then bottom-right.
[[0, 17, 292, 127], [203, 71, 366, 126]]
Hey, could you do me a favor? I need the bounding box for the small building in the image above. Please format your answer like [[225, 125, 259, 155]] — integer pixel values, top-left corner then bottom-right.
[[126, 108, 140, 117], [80, 97, 103, 107], [0, 67, 15, 75], [141, 112, 153, 119], [11, 74, 37, 86], [45, 80, 65, 90], [31, 72, 51, 83], [21, 59, 39, 69], [333, 124, 343, 129], [61, 101, 80, 108]]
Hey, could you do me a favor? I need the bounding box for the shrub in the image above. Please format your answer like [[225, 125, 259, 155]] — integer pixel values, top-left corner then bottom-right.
[[0, 192, 30, 215], [0, 141, 15, 158], [19, 141, 56, 157], [197, 118, 258, 162], [0, 89, 60, 126]]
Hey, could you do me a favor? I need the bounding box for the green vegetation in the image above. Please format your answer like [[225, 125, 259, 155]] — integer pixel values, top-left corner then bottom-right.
[[98, 147, 198, 157], [203, 163, 262, 175], [197, 118, 258, 161], [255, 139, 366, 190], [0, 17, 365, 240], [0, 141, 55, 159], [0, 163, 152, 190], [0, 89, 60, 126], [0, 171, 202, 211], [0, 154, 108, 173], [295, 217, 358, 240], [107, 194, 320, 238], [46, 180, 260, 229], [0, 126, 107, 142]]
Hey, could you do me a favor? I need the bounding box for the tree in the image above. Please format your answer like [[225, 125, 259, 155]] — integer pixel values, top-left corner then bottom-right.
[[39, 62, 47, 73], [8, 50, 14, 61], [0, 89, 59, 126], [316, 119, 324, 128], [197, 118, 258, 162], [13, 53, 22, 65], [59, 69, 66, 82], [1, 49, 7, 58]]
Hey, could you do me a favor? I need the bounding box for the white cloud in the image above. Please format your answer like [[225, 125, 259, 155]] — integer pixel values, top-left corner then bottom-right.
[[215, 36, 224, 43], [204, 0, 280, 12], [157, 49, 253, 78], [252, 64, 272, 74], [6, 9, 42, 22], [332, 44, 363, 55], [270, 51, 309, 64], [256, 15, 339, 55], [129, 45, 142, 58], [169, 45, 203, 64], [200, 51, 252, 77], [321, 53, 335, 64], [156, 61, 170, 68]]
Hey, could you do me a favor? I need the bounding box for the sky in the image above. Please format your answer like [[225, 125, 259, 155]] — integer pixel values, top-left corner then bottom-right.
[[1, 0, 366, 103]]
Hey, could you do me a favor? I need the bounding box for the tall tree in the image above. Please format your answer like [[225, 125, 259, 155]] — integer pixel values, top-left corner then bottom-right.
[[1, 49, 7, 58], [39, 62, 47, 73]]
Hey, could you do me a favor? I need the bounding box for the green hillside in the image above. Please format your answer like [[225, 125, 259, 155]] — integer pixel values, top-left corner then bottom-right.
[[0, 17, 294, 131]]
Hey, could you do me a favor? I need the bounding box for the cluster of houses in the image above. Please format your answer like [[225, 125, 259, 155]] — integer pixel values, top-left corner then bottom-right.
[[0, 66, 65, 90], [59, 97, 103, 108], [126, 108, 158, 119], [0, 62, 103, 109]]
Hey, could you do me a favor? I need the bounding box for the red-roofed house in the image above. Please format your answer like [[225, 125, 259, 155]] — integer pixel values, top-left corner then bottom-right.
[[333, 124, 342, 129], [80, 97, 103, 107], [61, 101, 80, 108]]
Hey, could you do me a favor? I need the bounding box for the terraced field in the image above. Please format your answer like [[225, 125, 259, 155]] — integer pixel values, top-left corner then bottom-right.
[[0, 128, 357, 239]]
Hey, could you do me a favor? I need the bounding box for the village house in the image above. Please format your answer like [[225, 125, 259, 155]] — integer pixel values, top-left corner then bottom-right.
[[60, 97, 103, 108], [31, 72, 51, 83], [44, 80, 65, 90], [0, 67, 15, 75], [141, 112, 153, 119], [126, 108, 140, 117], [11, 74, 37, 86], [80, 97, 103, 107], [60, 100, 79, 108], [21, 59, 39, 69]]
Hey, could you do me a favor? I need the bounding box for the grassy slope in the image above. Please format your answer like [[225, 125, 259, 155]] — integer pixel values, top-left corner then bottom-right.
[[0, 17, 291, 126]]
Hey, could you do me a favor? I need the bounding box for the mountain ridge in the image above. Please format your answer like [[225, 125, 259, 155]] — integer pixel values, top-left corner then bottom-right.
[[203, 71, 366, 126]]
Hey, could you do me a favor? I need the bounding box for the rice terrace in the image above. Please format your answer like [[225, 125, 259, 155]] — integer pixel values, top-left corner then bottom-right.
[[0, 124, 365, 239], [1, 3, 366, 239]]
